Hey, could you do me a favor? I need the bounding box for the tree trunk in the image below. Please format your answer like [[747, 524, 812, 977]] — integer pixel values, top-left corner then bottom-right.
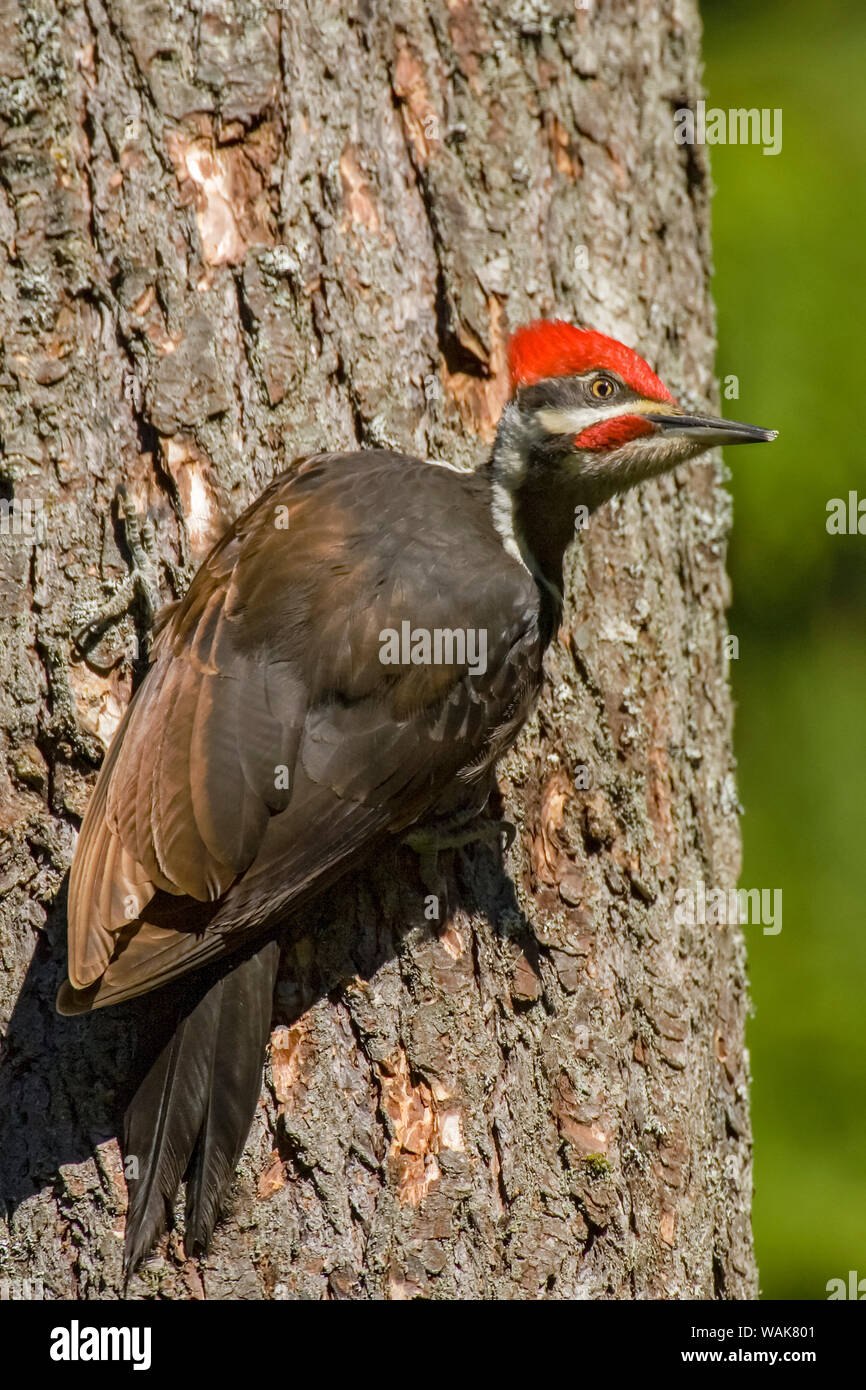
[[0, 0, 755, 1300]]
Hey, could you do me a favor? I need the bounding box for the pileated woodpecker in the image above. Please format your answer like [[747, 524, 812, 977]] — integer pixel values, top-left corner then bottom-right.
[[58, 320, 776, 1271]]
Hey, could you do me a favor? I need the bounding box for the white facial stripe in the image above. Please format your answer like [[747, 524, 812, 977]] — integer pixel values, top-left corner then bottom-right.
[[489, 476, 562, 602], [489, 476, 531, 573], [536, 398, 669, 436]]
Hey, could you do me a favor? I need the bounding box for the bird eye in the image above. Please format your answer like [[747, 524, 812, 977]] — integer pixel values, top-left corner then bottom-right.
[[591, 377, 615, 400]]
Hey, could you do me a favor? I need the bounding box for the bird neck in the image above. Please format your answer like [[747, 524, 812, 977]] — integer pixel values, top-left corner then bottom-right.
[[485, 404, 589, 635]]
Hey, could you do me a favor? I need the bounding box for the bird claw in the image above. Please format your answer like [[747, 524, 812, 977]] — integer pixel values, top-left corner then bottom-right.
[[115, 486, 162, 622], [493, 818, 517, 853], [404, 815, 517, 859], [404, 816, 517, 929], [73, 487, 162, 661]]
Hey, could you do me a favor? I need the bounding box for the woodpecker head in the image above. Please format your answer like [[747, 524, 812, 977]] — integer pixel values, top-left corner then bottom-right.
[[493, 319, 776, 515]]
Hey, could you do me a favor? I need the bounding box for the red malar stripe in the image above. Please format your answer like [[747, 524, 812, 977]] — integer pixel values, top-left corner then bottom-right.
[[575, 414, 656, 450]]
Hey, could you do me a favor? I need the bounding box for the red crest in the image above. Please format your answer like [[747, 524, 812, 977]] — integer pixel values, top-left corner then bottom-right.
[[508, 320, 674, 403]]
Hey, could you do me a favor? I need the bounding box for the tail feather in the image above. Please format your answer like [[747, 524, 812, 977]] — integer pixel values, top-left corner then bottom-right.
[[122, 939, 280, 1274], [184, 940, 280, 1254]]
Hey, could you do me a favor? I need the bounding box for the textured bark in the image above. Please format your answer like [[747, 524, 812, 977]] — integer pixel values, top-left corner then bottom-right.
[[0, 0, 755, 1300]]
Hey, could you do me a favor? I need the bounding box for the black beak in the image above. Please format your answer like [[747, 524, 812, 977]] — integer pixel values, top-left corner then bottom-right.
[[645, 412, 778, 446]]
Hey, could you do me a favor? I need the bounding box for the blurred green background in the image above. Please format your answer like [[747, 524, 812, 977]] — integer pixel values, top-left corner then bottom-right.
[[702, 0, 866, 1299]]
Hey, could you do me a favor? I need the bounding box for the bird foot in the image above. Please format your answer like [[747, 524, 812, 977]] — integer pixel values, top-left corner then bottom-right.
[[73, 486, 162, 661], [403, 817, 517, 928], [404, 816, 516, 857]]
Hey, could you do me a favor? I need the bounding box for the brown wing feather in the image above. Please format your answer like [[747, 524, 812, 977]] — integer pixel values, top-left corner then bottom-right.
[[67, 698, 157, 987], [62, 452, 540, 1011]]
